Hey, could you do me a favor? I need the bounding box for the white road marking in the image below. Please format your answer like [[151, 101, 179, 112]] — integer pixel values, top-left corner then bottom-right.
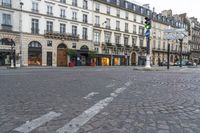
[[83, 92, 99, 99], [14, 111, 61, 133], [56, 81, 132, 133], [106, 83, 115, 88]]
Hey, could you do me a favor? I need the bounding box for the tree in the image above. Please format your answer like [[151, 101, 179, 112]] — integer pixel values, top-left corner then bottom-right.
[[88, 51, 96, 59], [66, 49, 76, 60]]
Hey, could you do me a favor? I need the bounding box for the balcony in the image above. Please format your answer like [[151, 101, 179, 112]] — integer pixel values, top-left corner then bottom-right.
[[106, 26, 111, 29], [72, 17, 77, 21], [83, 20, 88, 23], [83, 5, 88, 9], [1, 2, 11, 8], [95, 8, 100, 12], [44, 30, 79, 41], [1, 24, 12, 31], [94, 42, 100, 46], [82, 35, 88, 40], [94, 23, 100, 27], [60, 15, 66, 18], [72, 2, 77, 7], [47, 12, 53, 16], [32, 9, 39, 13], [31, 28, 39, 34], [116, 27, 120, 31], [125, 29, 129, 33], [117, 14, 120, 17]]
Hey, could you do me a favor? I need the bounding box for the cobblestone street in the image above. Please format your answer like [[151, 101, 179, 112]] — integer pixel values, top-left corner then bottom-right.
[[0, 67, 200, 133]]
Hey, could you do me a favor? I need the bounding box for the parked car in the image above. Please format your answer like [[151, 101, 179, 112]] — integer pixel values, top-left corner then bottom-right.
[[174, 60, 189, 66]]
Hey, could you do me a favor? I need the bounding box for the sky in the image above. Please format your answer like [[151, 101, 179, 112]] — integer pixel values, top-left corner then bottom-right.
[[128, 0, 200, 21]]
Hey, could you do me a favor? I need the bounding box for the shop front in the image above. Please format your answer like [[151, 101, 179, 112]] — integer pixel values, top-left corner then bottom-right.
[[28, 41, 42, 66], [0, 38, 15, 66]]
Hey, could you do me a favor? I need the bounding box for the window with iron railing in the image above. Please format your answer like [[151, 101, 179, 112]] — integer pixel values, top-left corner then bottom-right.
[[72, 11, 77, 21], [82, 28, 88, 40], [72, 0, 77, 6], [60, 23, 66, 33], [95, 3, 100, 12], [46, 21, 53, 32], [83, 0, 88, 9], [47, 5, 53, 16], [60, 0, 66, 4], [83, 14, 88, 23], [60, 9, 66, 18], [31, 19, 39, 34], [2, 0, 11, 8], [32, 2, 39, 13], [72, 25, 77, 36]]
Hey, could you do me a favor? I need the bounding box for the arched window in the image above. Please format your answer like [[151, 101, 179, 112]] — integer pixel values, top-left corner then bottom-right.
[[29, 41, 42, 48]]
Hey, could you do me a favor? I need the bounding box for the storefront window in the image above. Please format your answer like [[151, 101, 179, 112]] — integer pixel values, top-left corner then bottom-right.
[[102, 57, 109, 66]]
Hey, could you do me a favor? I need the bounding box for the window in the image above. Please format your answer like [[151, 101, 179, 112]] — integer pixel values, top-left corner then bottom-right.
[[83, 0, 88, 9], [2, 0, 11, 7], [2, 14, 11, 25], [94, 32, 100, 44], [72, 11, 77, 20], [125, 12, 129, 19], [46, 21, 53, 32], [116, 21, 120, 30], [139, 26, 144, 35], [141, 16, 143, 24], [95, 3, 100, 12], [116, 9, 120, 17], [82, 28, 87, 40], [60, 23, 66, 33], [124, 36, 129, 45], [153, 40, 156, 49], [163, 42, 166, 50], [32, 2, 39, 12], [72, 43, 76, 48], [125, 23, 128, 32], [106, 18, 110, 29], [158, 40, 161, 49], [72, 25, 77, 36], [72, 0, 77, 6], [107, 6, 110, 14], [83, 14, 88, 23], [47, 5, 53, 16], [132, 37, 137, 46], [60, 9, 66, 18], [133, 14, 137, 22], [47, 40, 52, 47], [95, 47, 99, 53], [133, 25, 136, 34], [95, 16, 100, 26], [115, 35, 120, 44], [60, 0, 66, 3], [139, 39, 143, 47], [105, 32, 111, 43], [31, 19, 39, 34]]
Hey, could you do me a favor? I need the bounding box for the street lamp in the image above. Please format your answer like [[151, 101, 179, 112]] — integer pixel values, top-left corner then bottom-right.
[[18, 1, 23, 67]]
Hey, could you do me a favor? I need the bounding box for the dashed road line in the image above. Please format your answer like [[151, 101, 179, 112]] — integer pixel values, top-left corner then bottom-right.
[[83, 92, 99, 99], [56, 81, 131, 133], [14, 111, 61, 133]]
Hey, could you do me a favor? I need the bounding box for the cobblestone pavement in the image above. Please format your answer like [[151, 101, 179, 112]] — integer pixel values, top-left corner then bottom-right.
[[0, 67, 200, 133]]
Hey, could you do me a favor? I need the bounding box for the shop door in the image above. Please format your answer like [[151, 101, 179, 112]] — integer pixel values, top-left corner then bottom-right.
[[47, 52, 52, 66], [57, 49, 67, 66]]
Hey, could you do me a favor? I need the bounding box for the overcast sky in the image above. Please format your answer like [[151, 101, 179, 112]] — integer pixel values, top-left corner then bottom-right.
[[128, 0, 200, 20]]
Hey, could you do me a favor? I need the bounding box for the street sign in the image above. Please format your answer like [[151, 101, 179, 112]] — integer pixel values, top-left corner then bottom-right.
[[145, 30, 150, 37]]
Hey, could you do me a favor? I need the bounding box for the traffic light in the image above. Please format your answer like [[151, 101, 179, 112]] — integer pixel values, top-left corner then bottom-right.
[[144, 17, 151, 29]]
